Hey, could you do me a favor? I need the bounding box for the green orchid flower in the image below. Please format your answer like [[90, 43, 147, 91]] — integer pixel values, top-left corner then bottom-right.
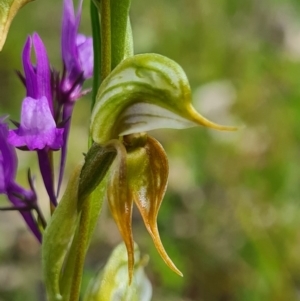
[[88, 53, 237, 280]]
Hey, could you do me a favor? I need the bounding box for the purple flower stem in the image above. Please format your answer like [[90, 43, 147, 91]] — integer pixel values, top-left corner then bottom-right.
[[7, 194, 42, 242], [0, 205, 32, 211], [57, 102, 74, 197], [37, 149, 57, 206]]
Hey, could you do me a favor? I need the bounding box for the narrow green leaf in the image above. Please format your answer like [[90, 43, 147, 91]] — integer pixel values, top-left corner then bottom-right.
[[0, 0, 33, 50], [42, 164, 82, 301], [60, 175, 110, 301]]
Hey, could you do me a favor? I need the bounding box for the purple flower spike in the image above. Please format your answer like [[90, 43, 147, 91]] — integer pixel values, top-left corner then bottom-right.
[[56, 0, 93, 196], [0, 118, 42, 242], [8, 96, 64, 150]]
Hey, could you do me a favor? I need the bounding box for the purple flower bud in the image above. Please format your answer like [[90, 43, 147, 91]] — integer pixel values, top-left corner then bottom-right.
[[61, 0, 93, 102]]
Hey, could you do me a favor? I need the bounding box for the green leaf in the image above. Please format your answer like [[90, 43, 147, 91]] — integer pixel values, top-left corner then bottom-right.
[[0, 0, 33, 50], [91, 53, 236, 144], [43, 142, 117, 301], [83, 243, 152, 301], [42, 164, 82, 301]]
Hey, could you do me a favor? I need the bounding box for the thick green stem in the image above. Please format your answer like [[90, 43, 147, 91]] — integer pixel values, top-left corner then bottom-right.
[[100, 0, 111, 81], [110, 0, 132, 69], [68, 200, 90, 301]]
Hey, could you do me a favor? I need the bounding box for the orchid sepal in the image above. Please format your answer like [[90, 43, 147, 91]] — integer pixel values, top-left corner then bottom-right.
[[106, 139, 135, 283], [127, 135, 182, 277], [91, 53, 236, 144]]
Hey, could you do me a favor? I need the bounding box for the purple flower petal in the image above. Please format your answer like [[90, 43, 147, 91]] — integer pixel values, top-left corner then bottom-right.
[[8, 96, 64, 150], [22, 34, 52, 113], [61, 0, 93, 96], [0, 119, 42, 242], [76, 34, 93, 78], [22, 37, 38, 99], [32, 33, 53, 113], [62, 0, 80, 75], [0, 119, 17, 192]]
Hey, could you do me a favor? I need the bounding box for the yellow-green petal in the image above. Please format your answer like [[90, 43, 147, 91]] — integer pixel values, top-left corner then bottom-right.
[[91, 53, 236, 144]]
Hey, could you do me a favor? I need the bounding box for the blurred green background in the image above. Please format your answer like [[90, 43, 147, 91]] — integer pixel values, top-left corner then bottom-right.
[[1, 0, 300, 300]]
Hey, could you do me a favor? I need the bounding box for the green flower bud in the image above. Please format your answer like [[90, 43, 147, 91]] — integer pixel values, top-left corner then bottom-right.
[[84, 243, 152, 301]]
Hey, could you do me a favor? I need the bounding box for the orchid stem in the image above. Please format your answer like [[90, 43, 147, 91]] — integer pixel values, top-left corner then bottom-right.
[[68, 199, 90, 301], [68, 1, 112, 300], [90, 0, 101, 111], [100, 0, 111, 81]]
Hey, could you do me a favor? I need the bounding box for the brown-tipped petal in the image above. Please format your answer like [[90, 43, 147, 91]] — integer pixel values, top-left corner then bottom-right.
[[188, 105, 238, 132], [106, 141, 135, 283], [146, 222, 183, 277], [127, 136, 182, 276]]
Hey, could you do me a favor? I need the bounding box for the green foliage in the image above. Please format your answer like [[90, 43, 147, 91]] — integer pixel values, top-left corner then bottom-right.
[[0, 0, 33, 50]]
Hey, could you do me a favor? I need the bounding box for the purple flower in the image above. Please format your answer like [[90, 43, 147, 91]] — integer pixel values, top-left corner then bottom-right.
[[8, 34, 64, 151], [8, 34, 63, 206], [60, 0, 93, 102], [0, 118, 42, 242]]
